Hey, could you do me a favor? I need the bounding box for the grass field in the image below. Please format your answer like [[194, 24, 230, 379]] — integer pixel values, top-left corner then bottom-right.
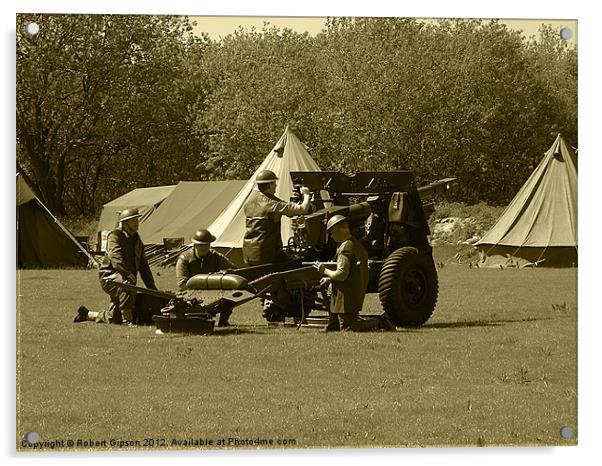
[[16, 258, 577, 450]]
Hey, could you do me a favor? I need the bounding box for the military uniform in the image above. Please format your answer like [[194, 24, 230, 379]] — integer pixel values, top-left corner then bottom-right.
[[175, 248, 235, 291], [97, 229, 156, 324], [242, 189, 305, 265], [175, 248, 236, 326], [325, 237, 371, 328]]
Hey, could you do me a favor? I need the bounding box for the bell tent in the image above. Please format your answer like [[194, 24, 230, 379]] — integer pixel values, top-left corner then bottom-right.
[[476, 134, 577, 267], [17, 173, 94, 268], [207, 127, 321, 262]]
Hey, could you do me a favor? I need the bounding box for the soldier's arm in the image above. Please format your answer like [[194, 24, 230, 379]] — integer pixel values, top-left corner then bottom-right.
[[139, 249, 157, 290], [323, 251, 351, 282], [216, 252, 236, 270], [175, 255, 190, 291], [272, 191, 311, 217], [323, 243, 353, 282]]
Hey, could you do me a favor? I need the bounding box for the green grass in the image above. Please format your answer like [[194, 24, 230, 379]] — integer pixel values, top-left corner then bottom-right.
[[16, 260, 577, 450]]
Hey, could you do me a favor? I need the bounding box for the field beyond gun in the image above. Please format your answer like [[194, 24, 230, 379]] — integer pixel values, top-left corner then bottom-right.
[[16, 258, 577, 448]]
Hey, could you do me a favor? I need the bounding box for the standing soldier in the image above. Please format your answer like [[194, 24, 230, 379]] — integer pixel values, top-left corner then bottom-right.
[[74, 207, 157, 325], [313, 214, 395, 332], [175, 229, 236, 327], [242, 169, 311, 265]]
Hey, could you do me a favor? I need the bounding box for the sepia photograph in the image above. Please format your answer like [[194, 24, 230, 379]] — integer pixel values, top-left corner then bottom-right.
[[13, 2, 584, 457]]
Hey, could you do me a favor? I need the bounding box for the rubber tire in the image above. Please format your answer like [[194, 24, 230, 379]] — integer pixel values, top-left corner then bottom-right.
[[378, 247, 438, 326]]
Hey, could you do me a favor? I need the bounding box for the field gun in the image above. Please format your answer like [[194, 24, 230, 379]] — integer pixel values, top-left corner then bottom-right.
[[120, 172, 454, 334], [185, 171, 455, 328], [264, 171, 456, 326]]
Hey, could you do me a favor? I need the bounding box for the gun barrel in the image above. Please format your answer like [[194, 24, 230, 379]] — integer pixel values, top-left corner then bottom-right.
[[106, 280, 176, 300], [417, 177, 456, 199], [346, 201, 372, 223]]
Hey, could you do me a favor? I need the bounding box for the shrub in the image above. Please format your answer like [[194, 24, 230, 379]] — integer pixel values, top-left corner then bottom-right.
[[429, 201, 506, 245]]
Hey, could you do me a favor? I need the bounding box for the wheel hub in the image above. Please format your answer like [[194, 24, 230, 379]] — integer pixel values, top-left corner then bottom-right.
[[403, 269, 426, 304]]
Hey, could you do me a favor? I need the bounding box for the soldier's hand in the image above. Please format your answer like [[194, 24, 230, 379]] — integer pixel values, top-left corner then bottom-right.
[[124, 273, 136, 284], [319, 277, 331, 287], [312, 261, 325, 275], [300, 186, 311, 196]]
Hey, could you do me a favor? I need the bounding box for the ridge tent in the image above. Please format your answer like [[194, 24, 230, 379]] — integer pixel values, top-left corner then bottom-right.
[[207, 126, 321, 263], [17, 173, 94, 269], [97, 185, 176, 234], [137, 180, 246, 246], [475, 134, 577, 268]]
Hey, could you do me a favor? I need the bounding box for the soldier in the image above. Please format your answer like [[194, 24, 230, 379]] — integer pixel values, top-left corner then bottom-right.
[[242, 169, 311, 265], [74, 207, 157, 325], [175, 229, 236, 327], [313, 214, 395, 332]]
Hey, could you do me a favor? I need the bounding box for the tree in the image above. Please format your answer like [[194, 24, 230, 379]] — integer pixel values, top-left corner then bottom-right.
[[16, 14, 208, 216], [17, 15, 577, 215], [188, 18, 576, 205], [189, 24, 320, 180], [524, 24, 578, 148]]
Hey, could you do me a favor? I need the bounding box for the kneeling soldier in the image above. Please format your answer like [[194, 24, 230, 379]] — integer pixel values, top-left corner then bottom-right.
[[175, 229, 236, 327], [74, 207, 157, 326], [313, 215, 395, 332]]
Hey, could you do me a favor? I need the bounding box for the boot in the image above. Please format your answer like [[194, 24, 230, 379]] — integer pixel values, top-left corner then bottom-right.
[[73, 305, 90, 323], [323, 313, 341, 332], [121, 307, 135, 325], [349, 317, 380, 332], [378, 313, 397, 331]]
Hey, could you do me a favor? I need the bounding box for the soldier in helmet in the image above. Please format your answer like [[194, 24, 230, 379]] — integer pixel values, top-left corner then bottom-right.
[[175, 229, 236, 327], [313, 214, 395, 332], [242, 169, 312, 265], [74, 207, 157, 325]]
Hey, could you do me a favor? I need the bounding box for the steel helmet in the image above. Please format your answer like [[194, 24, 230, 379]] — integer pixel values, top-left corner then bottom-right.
[[191, 229, 216, 244], [118, 208, 142, 223], [255, 170, 279, 184], [326, 214, 348, 231]]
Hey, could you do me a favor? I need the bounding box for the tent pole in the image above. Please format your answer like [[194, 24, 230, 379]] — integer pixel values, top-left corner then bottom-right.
[[34, 198, 99, 267]]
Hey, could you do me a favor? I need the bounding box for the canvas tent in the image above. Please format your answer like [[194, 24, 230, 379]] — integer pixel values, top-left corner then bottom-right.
[[17, 173, 94, 268], [207, 126, 321, 262], [97, 185, 176, 234], [137, 180, 246, 245], [476, 134, 577, 267]]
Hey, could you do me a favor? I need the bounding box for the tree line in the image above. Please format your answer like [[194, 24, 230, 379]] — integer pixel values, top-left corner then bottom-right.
[[16, 15, 577, 217]]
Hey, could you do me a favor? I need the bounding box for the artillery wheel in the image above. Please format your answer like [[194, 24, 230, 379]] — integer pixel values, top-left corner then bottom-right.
[[378, 247, 438, 326]]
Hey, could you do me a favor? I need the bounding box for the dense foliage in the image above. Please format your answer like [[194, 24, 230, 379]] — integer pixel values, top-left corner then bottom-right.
[[16, 15, 577, 216]]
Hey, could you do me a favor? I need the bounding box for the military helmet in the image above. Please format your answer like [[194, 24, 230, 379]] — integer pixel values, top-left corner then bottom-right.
[[255, 169, 279, 184], [118, 207, 142, 222], [326, 214, 348, 231], [191, 229, 216, 244]]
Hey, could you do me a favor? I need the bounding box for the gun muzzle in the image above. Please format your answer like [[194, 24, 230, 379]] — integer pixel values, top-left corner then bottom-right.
[[417, 177, 456, 199]]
